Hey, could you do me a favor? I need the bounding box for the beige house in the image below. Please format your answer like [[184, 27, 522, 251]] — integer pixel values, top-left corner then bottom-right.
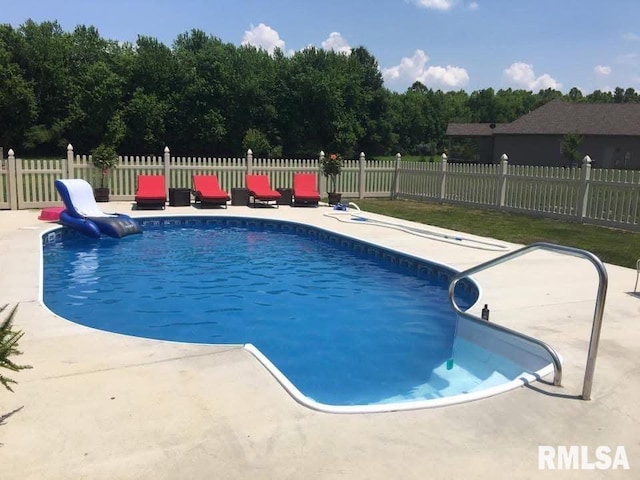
[[446, 99, 640, 168]]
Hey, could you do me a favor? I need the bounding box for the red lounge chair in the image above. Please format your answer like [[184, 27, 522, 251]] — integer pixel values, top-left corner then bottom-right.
[[135, 175, 166, 209], [192, 175, 230, 208], [245, 174, 281, 208], [292, 173, 320, 207]]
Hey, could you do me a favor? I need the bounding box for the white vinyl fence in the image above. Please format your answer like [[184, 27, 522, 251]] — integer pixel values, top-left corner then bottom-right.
[[0, 146, 394, 209], [393, 154, 640, 231], [1, 145, 639, 231]]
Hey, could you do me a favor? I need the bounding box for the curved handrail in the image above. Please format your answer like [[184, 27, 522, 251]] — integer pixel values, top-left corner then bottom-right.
[[448, 242, 608, 400]]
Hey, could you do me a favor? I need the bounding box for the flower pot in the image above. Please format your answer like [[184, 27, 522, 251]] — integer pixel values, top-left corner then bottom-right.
[[327, 192, 342, 205], [93, 187, 110, 202]]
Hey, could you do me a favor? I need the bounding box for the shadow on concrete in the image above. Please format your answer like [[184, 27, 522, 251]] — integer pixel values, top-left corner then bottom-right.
[[0, 406, 24, 447], [523, 382, 583, 400]]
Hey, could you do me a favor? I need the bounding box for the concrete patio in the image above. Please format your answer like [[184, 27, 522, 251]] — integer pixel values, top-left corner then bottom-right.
[[0, 202, 638, 479]]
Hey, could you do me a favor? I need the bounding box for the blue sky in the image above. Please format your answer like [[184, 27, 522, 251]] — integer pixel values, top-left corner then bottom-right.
[[4, 0, 640, 94]]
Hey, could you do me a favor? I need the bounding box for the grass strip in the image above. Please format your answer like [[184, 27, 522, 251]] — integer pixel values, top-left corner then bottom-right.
[[351, 198, 640, 268]]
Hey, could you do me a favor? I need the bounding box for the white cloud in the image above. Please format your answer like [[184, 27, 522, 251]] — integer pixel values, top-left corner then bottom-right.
[[594, 65, 612, 76], [468, 1, 479, 10], [321, 32, 351, 54], [382, 49, 469, 90], [503, 62, 562, 91], [623, 32, 640, 41], [241, 23, 285, 55], [411, 0, 457, 11], [424, 65, 470, 87]]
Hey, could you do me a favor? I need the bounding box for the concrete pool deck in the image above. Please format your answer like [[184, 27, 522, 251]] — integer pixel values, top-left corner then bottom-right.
[[0, 202, 638, 479]]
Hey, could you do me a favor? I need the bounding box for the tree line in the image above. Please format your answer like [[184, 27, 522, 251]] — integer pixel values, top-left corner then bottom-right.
[[2, 20, 639, 159]]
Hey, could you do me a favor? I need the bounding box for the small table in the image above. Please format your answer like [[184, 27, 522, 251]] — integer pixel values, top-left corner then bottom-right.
[[231, 188, 250, 206], [168, 188, 191, 207], [276, 188, 293, 206]]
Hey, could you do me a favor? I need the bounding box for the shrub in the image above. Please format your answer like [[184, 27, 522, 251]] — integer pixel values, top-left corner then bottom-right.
[[0, 304, 32, 392], [91, 144, 118, 188]]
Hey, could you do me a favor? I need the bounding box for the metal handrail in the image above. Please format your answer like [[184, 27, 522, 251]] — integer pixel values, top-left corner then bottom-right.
[[448, 242, 608, 400]]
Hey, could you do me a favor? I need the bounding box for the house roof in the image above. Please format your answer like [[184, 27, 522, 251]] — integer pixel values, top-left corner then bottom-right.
[[445, 123, 500, 136], [493, 99, 640, 135]]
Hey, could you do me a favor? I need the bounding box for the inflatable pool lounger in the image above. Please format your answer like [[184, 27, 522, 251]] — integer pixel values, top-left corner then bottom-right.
[[55, 178, 142, 239]]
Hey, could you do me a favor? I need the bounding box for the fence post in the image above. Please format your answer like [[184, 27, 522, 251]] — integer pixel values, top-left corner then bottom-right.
[[163, 146, 170, 191], [578, 155, 592, 222], [246, 149, 253, 175], [318, 150, 326, 196], [392, 152, 401, 199], [7, 149, 18, 210], [440, 153, 448, 202], [359, 151, 366, 199], [64, 143, 73, 179], [498, 153, 509, 207]]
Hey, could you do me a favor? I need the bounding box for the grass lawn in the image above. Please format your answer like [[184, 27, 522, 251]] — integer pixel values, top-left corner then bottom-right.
[[351, 198, 640, 269]]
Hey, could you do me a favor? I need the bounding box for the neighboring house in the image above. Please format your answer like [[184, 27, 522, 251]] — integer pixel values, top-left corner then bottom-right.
[[444, 123, 499, 164], [446, 99, 640, 168]]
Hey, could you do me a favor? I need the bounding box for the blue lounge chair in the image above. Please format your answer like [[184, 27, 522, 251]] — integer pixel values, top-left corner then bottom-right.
[[55, 179, 142, 238]]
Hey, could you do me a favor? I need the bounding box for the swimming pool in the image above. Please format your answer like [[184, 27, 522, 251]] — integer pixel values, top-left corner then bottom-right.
[[41, 216, 553, 412]]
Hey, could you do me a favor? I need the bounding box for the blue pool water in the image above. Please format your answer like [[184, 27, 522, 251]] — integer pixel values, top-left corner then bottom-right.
[[42, 217, 532, 407]]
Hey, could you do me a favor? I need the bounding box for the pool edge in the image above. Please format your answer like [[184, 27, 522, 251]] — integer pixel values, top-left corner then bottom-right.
[[243, 343, 554, 414]]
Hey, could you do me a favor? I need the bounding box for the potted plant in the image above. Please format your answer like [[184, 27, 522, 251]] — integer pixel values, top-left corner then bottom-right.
[[91, 144, 118, 202], [321, 152, 343, 205]]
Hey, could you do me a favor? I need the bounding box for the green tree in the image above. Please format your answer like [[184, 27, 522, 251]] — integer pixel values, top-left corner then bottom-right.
[[16, 20, 72, 153], [534, 88, 563, 108], [64, 25, 125, 152], [613, 87, 625, 103], [170, 31, 231, 154], [494, 88, 537, 123], [119, 35, 177, 153], [242, 128, 280, 157], [586, 90, 613, 103], [624, 88, 639, 103], [121, 89, 168, 153], [390, 87, 441, 154], [6, 19, 640, 160], [66, 60, 125, 151], [442, 90, 472, 123], [0, 304, 32, 392], [226, 44, 281, 154], [560, 132, 584, 166], [342, 46, 393, 156], [0, 32, 37, 148], [566, 87, 584, 103], [468, 88, 497, 122]]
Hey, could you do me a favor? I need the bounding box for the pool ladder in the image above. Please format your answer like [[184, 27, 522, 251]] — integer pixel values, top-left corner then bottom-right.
[[448, 242, 608, 401]]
